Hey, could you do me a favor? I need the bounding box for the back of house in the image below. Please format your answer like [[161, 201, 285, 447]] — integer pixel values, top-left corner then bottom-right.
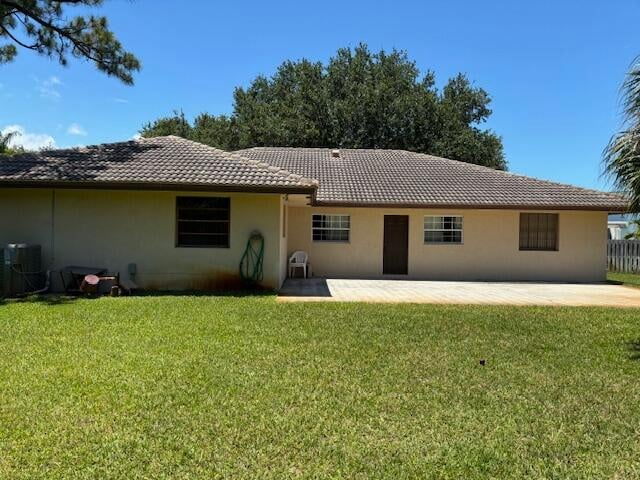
[[0, 136, 627, 292]]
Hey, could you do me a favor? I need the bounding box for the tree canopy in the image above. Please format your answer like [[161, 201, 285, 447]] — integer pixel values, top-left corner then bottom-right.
[[141, 44, 506, 169], [604, 56, 640, 212], [0, 0, 139, 84]]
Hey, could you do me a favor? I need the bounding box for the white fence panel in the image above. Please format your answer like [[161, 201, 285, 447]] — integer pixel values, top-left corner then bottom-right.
[[608, 240, 640, 272]]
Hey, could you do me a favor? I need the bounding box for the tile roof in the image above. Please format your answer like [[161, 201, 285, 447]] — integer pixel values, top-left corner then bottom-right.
[[0, 137, 626, 211], [236, 147, 628, 211], [0, 136, 317, 192]]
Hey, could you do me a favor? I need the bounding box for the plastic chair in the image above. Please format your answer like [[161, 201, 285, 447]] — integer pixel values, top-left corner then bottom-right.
[[288, 251, 309, 278]]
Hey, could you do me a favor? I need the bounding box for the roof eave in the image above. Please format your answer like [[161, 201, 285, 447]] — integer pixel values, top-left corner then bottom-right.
[[0, 179, 317, 195], [311, 200, 629, 212]]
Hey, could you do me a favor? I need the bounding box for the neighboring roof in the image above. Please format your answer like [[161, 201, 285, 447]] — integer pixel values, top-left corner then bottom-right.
[[0, 136, 316, 193], [236, 147, 628, 211], [609, 213, 638, 221]]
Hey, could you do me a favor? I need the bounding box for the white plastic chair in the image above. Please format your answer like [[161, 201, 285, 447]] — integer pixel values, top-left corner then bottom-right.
[[288, 251, 309, 278]]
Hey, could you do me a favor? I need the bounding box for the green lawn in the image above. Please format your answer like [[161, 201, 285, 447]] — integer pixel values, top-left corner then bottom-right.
[[608, 271, 640, 288], [1, 296, 639, 479]]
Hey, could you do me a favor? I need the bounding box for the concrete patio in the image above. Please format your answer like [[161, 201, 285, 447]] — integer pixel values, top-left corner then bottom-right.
[[278, 278, 640, 307]]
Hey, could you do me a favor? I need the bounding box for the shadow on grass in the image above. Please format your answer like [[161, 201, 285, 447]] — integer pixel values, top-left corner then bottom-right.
[[627, 339, 640, 360], [0, 288, 276, 306], [131, 288, 276, 298], [0, 294, 79, 306]]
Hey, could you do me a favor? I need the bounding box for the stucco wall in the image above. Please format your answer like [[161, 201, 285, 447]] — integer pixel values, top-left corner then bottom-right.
[[0, 188, 284, 291], [287, 206, 608, 282]]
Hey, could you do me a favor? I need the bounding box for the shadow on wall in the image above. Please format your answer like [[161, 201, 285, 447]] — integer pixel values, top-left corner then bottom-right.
[[0, 141, 163, 181]]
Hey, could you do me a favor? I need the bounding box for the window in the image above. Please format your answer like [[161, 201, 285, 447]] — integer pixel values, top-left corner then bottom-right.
[[424, 216, 463, 244], [312, 214, 350, 242], [176, 197, 230, 248], [519, 213, 558, 251]]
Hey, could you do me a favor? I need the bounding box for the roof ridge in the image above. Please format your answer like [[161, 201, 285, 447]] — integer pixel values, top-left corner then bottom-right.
[[165, 136, 319, 187]]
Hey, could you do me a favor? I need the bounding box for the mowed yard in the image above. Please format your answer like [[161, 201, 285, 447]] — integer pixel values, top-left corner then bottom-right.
[[1, 296, 640, 479]]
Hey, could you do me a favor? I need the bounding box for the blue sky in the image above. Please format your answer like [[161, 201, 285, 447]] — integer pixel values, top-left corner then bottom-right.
[[2, 0, 640, 190]]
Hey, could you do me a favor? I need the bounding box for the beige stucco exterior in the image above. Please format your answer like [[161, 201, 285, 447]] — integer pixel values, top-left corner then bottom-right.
[[0, 187, 610, 291], [0, 188, 285, 291], [286, 206, 609, 282]]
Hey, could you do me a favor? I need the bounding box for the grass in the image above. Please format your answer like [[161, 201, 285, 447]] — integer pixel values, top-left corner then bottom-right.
[[608, 271, 640, 288], [1, 296, 640, 479]]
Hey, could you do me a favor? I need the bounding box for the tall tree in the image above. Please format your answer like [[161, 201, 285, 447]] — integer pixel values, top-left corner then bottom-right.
[[141, 110, 192, 138], [0, 129, 21, 154], [191, 113, 238, 152], [0, 0, 139, 84], [141, 44, 506, 169], [604, 57, 640, 212]]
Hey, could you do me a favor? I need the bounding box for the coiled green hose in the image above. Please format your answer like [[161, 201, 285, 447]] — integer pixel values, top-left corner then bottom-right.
[[239, 232, 264, 286]]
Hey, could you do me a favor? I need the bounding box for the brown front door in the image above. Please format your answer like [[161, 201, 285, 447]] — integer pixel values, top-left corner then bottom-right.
[[383, 215, 409, 275]]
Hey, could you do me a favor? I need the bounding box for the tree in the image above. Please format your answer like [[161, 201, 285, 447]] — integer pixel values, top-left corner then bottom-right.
[[141, 110, 192, 138], [604, 57, 640, 212], [625, 220, 640, 239], [0, 0, 139, 84], [141, 44, 506, 169], [191, 113, 238, 152], [0, 129, 22, 154]]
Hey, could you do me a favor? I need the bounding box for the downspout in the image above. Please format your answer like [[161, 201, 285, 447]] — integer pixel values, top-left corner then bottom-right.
[[50, 188, 55, 266], [30, 189, 56, 294]]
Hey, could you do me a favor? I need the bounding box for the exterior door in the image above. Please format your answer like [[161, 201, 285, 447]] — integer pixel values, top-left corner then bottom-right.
[[383, 215, 409, 275]]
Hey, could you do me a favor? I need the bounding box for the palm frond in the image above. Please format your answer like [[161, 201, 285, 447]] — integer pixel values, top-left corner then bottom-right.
[[603, 56, 640, 213], [0, 130, 18, 153]]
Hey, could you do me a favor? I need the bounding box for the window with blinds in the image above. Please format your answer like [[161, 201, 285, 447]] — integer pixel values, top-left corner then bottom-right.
[[519, 213, 558, 251], [176, 197, 230, 248]]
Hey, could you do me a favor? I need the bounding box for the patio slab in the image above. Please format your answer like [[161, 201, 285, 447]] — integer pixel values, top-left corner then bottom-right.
[[278, 278, 640, 307]]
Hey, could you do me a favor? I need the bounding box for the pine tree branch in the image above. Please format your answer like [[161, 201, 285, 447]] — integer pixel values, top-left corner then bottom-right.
[[0, 24, 38, 50]]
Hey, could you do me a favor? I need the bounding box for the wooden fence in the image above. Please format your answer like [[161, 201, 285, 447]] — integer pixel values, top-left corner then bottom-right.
[[608, 240, 640, 273]]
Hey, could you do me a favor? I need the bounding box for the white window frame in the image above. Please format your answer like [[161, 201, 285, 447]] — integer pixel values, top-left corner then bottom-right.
[[312, 214, 351, 243], [424, 215, 464, 245]]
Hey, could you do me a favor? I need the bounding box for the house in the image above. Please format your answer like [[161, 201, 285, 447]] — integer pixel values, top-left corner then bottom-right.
[[0, 136, 627, 291], [608, 214, 638, 240]]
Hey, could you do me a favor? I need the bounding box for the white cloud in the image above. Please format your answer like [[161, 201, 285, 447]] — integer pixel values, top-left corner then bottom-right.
[[67, 123, 87, 136], [36, 75, 62, 100], [1, 125, 56, 150], [131, 133, 142, 140], [113, 97, 129, 104]]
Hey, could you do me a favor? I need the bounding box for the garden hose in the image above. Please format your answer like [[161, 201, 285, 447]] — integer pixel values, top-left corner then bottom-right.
[[239, 232, 264, 286]]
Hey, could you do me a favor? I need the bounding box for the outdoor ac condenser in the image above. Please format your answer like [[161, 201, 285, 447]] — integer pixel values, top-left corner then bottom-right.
[[1, 244, 43, 297]]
